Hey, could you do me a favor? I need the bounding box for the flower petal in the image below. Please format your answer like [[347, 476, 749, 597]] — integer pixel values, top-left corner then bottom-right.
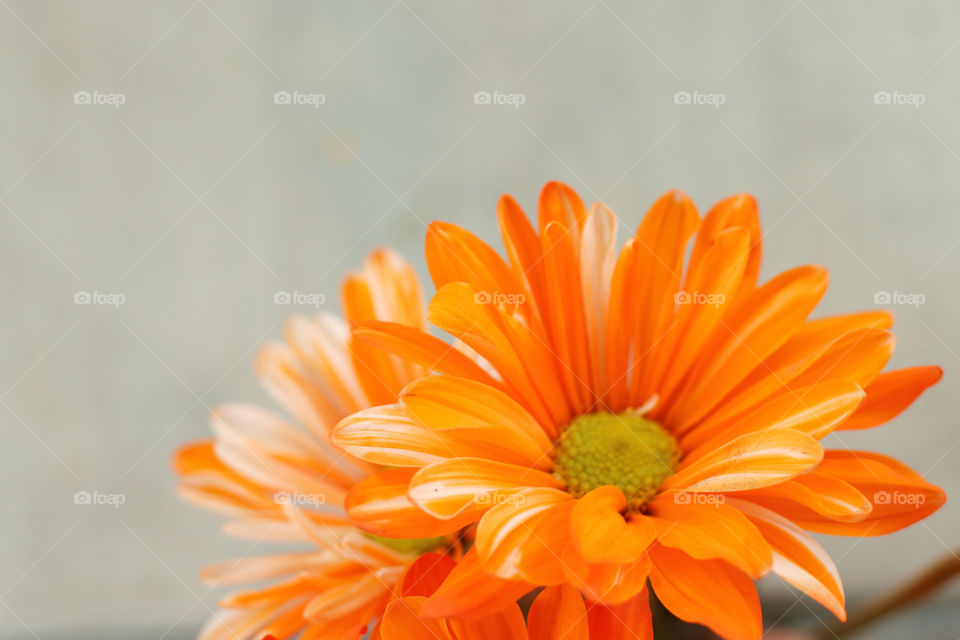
[[728, 498, 846, 621], [570, 486, 656, 564], [668, 265, 829, 430], [786, 451, 945, 536], [421, 547, 534, 619], [527, 585, 589, 640], [839, 366, 943, 431], [379, 596, 453, 640], [352, 320, 500, 387], [400, 375, 554, 464], [409, 457, 563, 519], [649, 545, 762, 640], [585, 586, 654, 640], [736, 472, 873, 523], [663, 428, 823, 493], [475, 488, 574, 579], [345, 468, 476, 538], [648, 493, 772, 578]]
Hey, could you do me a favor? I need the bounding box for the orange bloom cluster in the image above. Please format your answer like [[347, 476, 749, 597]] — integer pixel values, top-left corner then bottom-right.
[[176, 182, 945, 640]]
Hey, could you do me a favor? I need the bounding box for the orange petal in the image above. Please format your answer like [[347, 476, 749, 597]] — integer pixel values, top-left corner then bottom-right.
[[421, 548, 533, 619], [691, 193, 762, 295], [736, 472, 872, 523], [839, 366, 943, 431], [538, 181, 587, 241], [654, 227, 750, 405], [425, 221, 521, 296], [409, 457, 563, 519], [475, 488, 575, 579], [379, 596, 453, 640], [728, 498, 846, 621], [342, 274, 403, 405], [428, 282, 560, 431], [585, 586, 654, 640], [446, 603, 527, 640], [629, 190, 701, 403], [540, 221, 593, 412], [683, 380, 865, 455], [697, 311, 893, 433], [345, 468, 476, 538], [663, 428, 823, 493], [332, 405, 456, 467], [352, 320, 500, 388], [602, 239, 638, 408], [667, 265, 829, 430], [787, 328, 895, 389], [786, 451, 945, 536], [570, 486, 656, 564], [648, 493, 772, 578], [400, 375, 554, 465], [527, 585, 589, 640], [398, 552, 457, 597], [649, 545, 762, 640], [498, 193, 550, 330]]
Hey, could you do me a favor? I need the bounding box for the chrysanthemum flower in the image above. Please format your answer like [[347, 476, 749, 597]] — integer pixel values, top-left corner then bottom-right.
[[331, 182, 946, 640], [372, 553, 652, 639], [174, 249, 475, 640]]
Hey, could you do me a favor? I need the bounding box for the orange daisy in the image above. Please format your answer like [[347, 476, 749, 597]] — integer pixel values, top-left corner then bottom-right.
[[174, 249, 470, 640], [372, 552, 652, 640], [331, 182, 946, 640]]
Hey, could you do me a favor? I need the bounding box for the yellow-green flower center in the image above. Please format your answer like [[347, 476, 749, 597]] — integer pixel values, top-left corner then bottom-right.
[[365, 533, 449, 556], [553, 411, 681, 511]]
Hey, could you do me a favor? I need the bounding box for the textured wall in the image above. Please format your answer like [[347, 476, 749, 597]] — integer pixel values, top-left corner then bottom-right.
[[2, 1, 959, 637]]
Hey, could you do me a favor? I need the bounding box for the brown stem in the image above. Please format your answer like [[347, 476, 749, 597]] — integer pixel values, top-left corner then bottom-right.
[[815, 548, 960, 640]]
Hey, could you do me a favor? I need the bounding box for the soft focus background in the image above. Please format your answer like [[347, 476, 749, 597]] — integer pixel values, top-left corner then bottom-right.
[[3, 2, 960, 638]]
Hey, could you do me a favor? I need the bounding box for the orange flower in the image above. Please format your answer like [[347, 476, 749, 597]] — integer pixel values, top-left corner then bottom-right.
[[174, 249, 464, 640], [331, 182, 946, 640], [371, 553, 652, 640]]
